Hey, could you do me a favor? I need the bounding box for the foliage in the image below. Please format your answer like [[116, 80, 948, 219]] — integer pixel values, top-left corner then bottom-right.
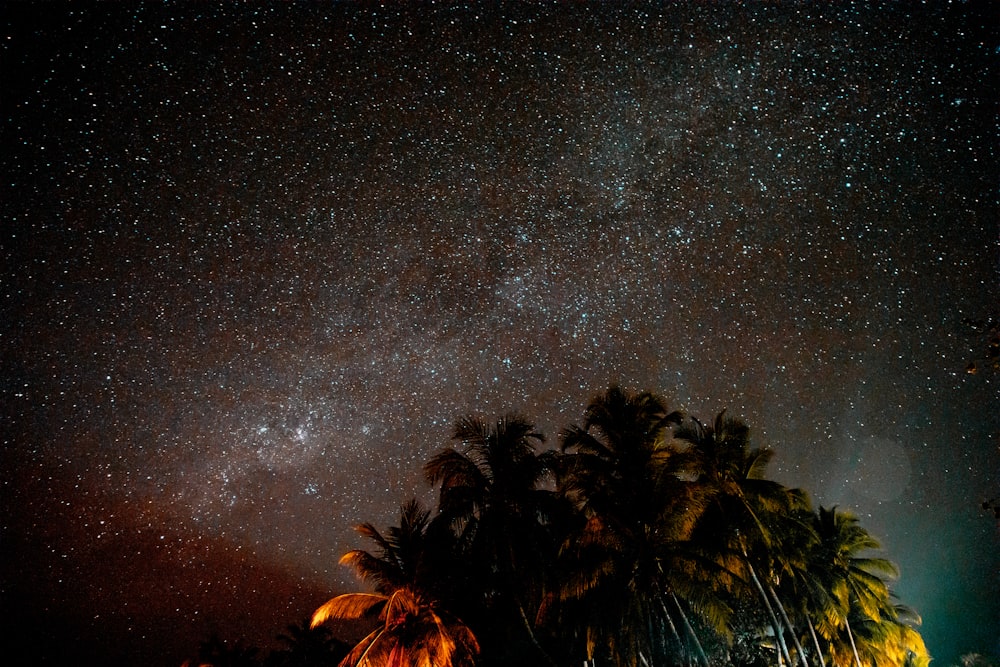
[[199, 385, 932, 667], [312, 587, 479, 667]]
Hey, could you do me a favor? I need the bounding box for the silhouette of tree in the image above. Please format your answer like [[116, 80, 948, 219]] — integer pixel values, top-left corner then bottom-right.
[[674, 410, 808, 666], [424, 415, 558, 664], [805, 506, 922, 667], [551, 386, 720, 666], [259, 385, 930, 667], [311, 500, 479, 667]]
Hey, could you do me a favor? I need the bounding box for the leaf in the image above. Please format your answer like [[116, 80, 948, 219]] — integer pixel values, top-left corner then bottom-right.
[[341, 627, 385, 667], [383, 587, 422, 625], [311, 593, 387, 627], [354, 522, 397, 561], [339, 550, 399, 591]]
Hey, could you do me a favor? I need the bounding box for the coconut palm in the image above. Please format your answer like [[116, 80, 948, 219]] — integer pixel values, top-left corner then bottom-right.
[[334, 499, 450, 597], [674, 410, 809, 666], [819, 601, 929, 667], [311, 587, 479, 667], [311, 500, 479, 667], [765, 500, 837, 667], [758, 503, 820, 667], [551, 386, 721, 666], [806, 506, 901, 667], [424, 414, 558, 663], [847, 602, 930, 667]]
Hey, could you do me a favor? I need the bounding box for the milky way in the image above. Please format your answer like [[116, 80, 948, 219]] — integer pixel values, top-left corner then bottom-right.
[[2, 3, 997, 665]]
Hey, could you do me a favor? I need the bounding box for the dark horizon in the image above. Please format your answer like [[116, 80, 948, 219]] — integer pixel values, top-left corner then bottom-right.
[[2, 2, 997, 665]]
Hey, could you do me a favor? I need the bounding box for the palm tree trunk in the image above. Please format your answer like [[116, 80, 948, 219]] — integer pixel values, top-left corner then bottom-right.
[[670, 592, 711, 667], [805, 617, 826, 667], [657, 597, 685, 653], [649, 610, 675, 667], [502, 539, 558, 667], [659, 597, 699, 667], [514, 600, 558, 667], [744, 560, 794, 667], [845, 617, 862, 667], [768, 585, 809, 667]]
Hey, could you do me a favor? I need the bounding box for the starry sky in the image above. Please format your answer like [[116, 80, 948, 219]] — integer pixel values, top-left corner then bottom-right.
[[2, 3, 997, 665]]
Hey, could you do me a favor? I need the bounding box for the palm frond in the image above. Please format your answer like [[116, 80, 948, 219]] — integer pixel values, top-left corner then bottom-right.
[[398, 498, 431, 534], [853, 556, 899, 580], [424, 448, 485, 488], [452, 415, 491, 449], [311, 593, 387, 627], [342, 627, 386, 667], [384, 587, 423, 621], [744, 447, 775, 479], [426, 608, 460, 663], [354, 522, 396, 560], [492, 413, 545, 452], [340, 549, 397, 589], [560, 425, 613, 459]]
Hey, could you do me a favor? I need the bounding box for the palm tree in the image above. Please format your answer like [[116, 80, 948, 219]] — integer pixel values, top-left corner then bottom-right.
[[424, 414, 558, 663], [311, 500, 479, 667], [759, 511, 818, 667], [311, 587, 479, 667], [766, 501, 834, 667], [847, 602, 930, 667], [806, 506, 902, 667], [551, 386, 720, 666], [335, 499, 446, 596], [674, 410, 809, 666]]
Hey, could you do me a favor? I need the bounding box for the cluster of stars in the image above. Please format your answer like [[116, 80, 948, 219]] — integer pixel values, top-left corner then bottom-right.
[[2, 3, 996, 666]]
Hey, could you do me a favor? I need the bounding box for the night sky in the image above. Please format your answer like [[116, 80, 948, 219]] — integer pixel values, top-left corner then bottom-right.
[[2, 3, 997, 666]]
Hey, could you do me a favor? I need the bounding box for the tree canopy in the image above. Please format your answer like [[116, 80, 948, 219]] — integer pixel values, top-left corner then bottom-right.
[[196, 385, 931, 667]]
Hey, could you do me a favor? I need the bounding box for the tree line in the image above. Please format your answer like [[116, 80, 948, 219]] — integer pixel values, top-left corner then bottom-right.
[[302, 386, 929, 667]]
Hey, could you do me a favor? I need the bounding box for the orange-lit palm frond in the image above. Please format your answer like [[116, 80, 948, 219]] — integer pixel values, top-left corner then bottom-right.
[[382, 587, 423, 623], [311, 592, 387, 628]]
